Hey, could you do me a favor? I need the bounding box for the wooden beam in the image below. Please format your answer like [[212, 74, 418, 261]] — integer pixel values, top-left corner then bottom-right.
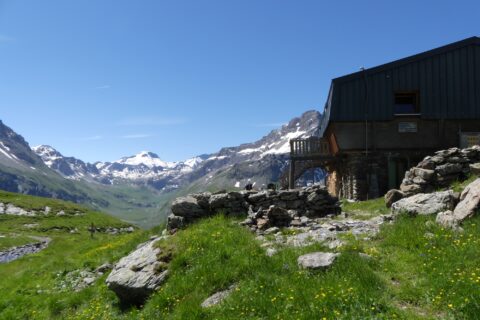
[[289, 160, 295, 189]]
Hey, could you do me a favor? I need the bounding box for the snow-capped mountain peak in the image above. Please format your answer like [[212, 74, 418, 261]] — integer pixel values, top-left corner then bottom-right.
[[32, 145, 63, 162], [183, 156, 205, 168], [116, 151, 176, 169]]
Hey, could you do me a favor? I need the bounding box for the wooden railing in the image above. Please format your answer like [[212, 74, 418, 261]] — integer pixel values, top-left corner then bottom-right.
[[290, 137, 330, 158]]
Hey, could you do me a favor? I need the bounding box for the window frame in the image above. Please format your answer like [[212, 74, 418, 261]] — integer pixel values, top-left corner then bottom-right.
[[393, 90, 420, 116]]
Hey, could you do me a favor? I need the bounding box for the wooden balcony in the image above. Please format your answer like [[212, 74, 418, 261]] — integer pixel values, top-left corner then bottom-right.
[[289, 137, 331, 159]]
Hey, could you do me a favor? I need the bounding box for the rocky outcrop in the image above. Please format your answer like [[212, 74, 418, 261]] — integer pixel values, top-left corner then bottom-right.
[[106, 236, 169, 305], [396, 146, 480, 197], [297, 252, 338, 270], [167, 185, 340, 230], [391, 190, 458, 216]]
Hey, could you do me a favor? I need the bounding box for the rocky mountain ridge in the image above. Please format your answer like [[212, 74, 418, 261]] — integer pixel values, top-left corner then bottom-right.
[[32, 110, 323, 192]]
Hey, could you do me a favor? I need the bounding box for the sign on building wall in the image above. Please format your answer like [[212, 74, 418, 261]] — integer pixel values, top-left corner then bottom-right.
[[460, 132, 480, 148], [398, 122, 417, 133]]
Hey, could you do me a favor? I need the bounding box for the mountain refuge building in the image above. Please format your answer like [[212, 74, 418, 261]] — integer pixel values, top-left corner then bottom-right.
[[289, 36, 480, 200]]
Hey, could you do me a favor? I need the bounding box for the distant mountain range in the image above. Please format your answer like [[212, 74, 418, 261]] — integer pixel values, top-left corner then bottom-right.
[[0, 110, 322, 226]]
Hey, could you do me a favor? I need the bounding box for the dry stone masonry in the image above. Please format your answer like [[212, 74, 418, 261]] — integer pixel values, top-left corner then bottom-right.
[[386, 146, 480, 228], [167, 185, 340, 231], [397, 146, 480, 199]]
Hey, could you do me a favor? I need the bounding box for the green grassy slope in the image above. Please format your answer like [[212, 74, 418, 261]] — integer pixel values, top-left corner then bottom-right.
[[0, 191, 157, 319], [2, 186, 480, 319]]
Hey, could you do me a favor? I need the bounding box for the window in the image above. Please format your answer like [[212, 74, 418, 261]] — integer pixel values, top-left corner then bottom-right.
[[394, 91, 420, 115]]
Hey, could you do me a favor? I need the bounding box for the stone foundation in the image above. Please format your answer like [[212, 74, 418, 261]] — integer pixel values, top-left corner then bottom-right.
[[327, 154, 389, 201]]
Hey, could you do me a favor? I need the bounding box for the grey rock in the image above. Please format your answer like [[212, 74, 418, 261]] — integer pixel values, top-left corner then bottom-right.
[[266, 247, 278, 257], [266, 205, 292, 226], [297, 252, 338, 270], [436, 163, 463, 176], [4, 204, 35, 216], [327, 239, 343, 249], [256, 218, 269, 230], [400, 183, 422, 196], [414, 168, 435, 180], [384, 189, 405, 208], [191, 192, 212, 210], [95, 263, 113, 274], [106, 237, 169, 304], [470, 163, 480, 175], [435, 210, 458, 228], [167, 214, 184, 230], [264, 227, 280, 235], [413, 176, 428, 185], [171, 196, 207, 219], [452, 178, 480, 222], [391, 190, 456, 216], [201, 285, 236, 308]]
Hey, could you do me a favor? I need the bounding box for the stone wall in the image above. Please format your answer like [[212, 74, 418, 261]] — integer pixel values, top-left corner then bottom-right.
[[167, 185, 340, 230], [399, 146, 480, 196]]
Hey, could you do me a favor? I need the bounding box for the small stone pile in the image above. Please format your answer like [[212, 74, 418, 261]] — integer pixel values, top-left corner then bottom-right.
[[167, 185, 340, 230], [385, 146, 480, 207], [56, 263, 112, 292]]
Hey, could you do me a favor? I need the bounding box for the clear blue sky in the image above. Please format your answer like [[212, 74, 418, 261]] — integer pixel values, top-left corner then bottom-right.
[[0, 0, 478, 162]]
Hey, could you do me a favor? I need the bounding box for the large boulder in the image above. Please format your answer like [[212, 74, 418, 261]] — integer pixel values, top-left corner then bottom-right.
[[391, 190, 457, 216], [171, 196, 208, 219], [297, 252, 339, 270], [106, 237, 168, 305], [452, 178, 480, 222]]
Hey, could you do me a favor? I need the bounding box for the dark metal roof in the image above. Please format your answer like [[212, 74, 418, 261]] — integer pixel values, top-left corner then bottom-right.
[[332, 36, 480, 84], [319, 36, 480, 130]]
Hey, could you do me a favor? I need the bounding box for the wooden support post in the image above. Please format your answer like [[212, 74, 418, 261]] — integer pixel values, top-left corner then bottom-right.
[[289, 159, 295, 189]]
